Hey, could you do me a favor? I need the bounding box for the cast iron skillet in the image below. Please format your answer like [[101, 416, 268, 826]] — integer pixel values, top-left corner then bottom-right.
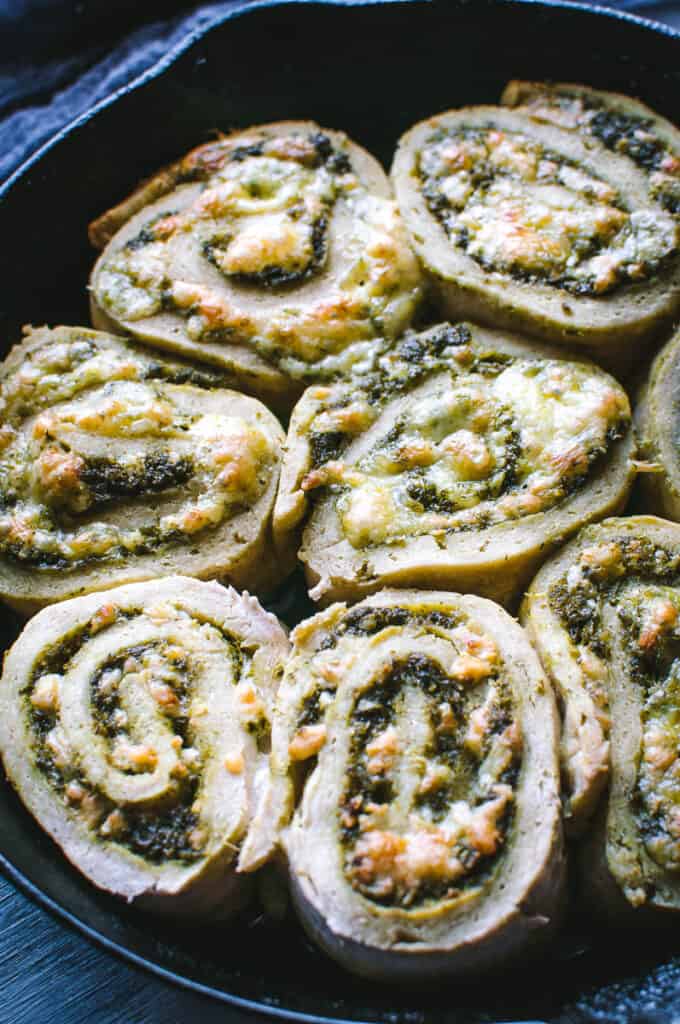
[[1, 1, 679, 1020]]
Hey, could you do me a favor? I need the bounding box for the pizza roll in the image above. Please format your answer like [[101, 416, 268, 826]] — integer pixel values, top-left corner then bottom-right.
[[523, 516, 680, 914], [89, 122, 424, 411], [0, 326, 290, 613], [265, 589, 564, 980], [0, 577, 289, 915], [392, 106, 680, 363], [275, 322, 635, 607]]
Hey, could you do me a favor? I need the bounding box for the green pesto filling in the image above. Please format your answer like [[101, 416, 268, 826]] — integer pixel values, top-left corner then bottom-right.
[[549, 539, 680, 871], [365, 407, 521, 524], [338, 651, 518, 908], [129, 131, 351, 298], [419, 125, 677, 294], [0, 445, 236, 571], [120, 783, 201, 864], [618, 587, 680, 873], [307, 326, 480, 470], [79, 452, 194, 504], [306, 328, 629, 550], [548, 537, 680, 655], [25, 609, 245, 865], [203, 212, 329, 289], [89, 641, 191, 744], [589, 110, 666, 173], [315, 605, 462, 654], [580, 104, 678, 215]]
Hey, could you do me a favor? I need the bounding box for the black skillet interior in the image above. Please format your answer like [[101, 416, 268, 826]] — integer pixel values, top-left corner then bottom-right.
[[1, 1, 680, 1020]]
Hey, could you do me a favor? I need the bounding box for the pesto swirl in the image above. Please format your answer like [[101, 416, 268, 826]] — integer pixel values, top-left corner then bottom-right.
[[419, 125, 677, 296], [275, 322, 635, 607], [0, 577, 289, 913], [90, 122, 423, 401], [523, 516, 680, 914], [0, 327, 288, 611], [264, 590, 562, 980]]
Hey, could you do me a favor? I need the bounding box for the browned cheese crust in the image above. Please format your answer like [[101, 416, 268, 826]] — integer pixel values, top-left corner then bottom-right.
[[0, 325, 292, 613], [89, 122, 424, 412], [392, 105, 680, 367], [274, 322, 636, 608], [0, 577, 290, 915]]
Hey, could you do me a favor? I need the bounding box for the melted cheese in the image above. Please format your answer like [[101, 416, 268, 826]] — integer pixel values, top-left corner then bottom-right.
[[96, 129, 423, 379], [0, 338, 276, 568], [20, 593, 278, 872], [348, 786, 513, 901], [316, 358, 629, 549], [305, 604, 526, 907], [419, 127, 678, 293], [512, 87, 680, 214]]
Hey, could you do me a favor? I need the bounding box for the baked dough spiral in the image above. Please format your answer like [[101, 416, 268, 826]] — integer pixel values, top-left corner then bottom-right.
[[89, 122, 424, 410], [0, 577, 289, 915], [0, 325, 289, 613], [266, 589, 564, 979], [523, 516, 680, 912], [274, 322, 635, 607], [392, 106, 680, 361]]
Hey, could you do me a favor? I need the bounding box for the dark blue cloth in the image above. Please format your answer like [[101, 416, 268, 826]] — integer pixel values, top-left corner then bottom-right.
[[0, 0, 679, 186], [0, 2, 235, 183]]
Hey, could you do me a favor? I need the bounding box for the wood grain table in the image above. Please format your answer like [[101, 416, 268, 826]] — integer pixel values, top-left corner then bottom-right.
[[0, 877, 271, 1023]]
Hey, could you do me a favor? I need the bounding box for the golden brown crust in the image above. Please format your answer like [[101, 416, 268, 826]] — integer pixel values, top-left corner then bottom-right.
[[265, 589, 564, 980], [0, 577, 290, 915], [89, 121, 423, 410], [275, 322, 636, 608], [0, 325, 293, 614], [392, 106, 680, 366]]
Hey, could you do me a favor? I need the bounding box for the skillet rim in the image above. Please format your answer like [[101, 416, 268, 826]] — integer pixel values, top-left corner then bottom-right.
[[1, 0, 679, 199]]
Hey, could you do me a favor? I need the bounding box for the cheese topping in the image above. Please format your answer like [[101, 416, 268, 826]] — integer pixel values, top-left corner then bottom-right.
[[0, 334, 277, 570], [508, 86, 680, 216], [548, 536, 680, 870], [418, 127, 678, 294], [288, 603, 522, 909], [302, 351, 629, 549], [95, 128, 423, 380], [25, 597, 265, 864]]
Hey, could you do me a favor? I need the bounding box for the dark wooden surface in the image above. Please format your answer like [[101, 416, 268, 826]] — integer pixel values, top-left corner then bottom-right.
[[0, 875, 273, 1023]]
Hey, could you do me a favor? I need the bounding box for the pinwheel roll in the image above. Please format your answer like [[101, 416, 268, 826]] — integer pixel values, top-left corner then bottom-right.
[[0, 326, 290, 614], [635, 325, 680, 521], [523, 516, 680, 912], [0, 577, 289, 914], [392, 106, 680, 358], [274, 322, 636, 607], [268, 590, 564, 980], [501, 81, 680, 216], [89, 122, 424, 410]]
